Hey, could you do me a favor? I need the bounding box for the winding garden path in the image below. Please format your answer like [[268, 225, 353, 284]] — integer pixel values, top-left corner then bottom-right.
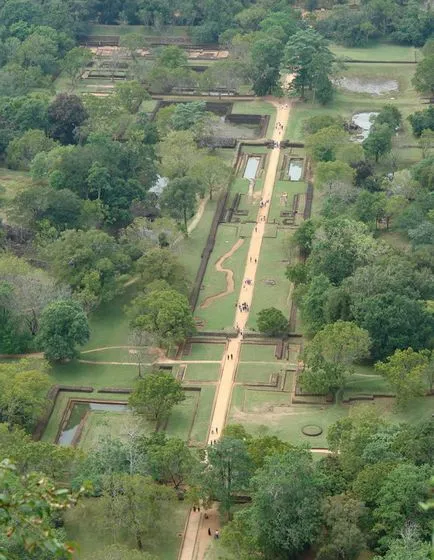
[[200, 238, 244, 309], [179, 99, 292, 560]]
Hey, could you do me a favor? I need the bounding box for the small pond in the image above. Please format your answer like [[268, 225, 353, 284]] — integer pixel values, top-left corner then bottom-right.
[[58, 401, 128, 446], [243, 156, 260, 180], [352, 112, 379, 142], [288, 159, 303, 181], [337, 77, 398, 95], [212, 118, 259, 139]]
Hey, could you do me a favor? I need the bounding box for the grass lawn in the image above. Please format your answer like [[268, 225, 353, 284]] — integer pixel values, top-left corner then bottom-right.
[[50, 362, 140, 389], [80, 347, 155, 363], [228, 384, 434, 448], [330, 42, 420, 62], [65, 497, 189, 560], [183, 363, 221, 382], [175, 199, 217, 282], [236, 362, 287, 383], [239, 343, 280, 362], [232, 100, 276, 136], [185, 343, 225, 360], [195, 224, 250, 330], [185, 386, 216, 443], [378, 230, 411, 252], [247, 232, 291, 330]]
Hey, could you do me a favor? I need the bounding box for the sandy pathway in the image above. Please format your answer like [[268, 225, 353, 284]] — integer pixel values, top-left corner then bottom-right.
[[179, 100, 291, 560], [200, 238, 244, 309]]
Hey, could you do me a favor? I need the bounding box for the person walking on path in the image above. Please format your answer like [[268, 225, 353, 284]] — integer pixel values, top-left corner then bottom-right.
[[208, 528, 211, 536]]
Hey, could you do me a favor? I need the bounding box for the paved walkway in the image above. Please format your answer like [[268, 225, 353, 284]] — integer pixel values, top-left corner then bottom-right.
[[179, 100, 291, 560]]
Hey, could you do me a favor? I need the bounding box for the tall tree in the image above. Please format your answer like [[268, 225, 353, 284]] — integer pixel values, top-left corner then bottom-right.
[[283, 29, 335, 99], [129, 372, 185, 425], [257, 307, 288, 336], [191, 156, 230, 201], [48, 93, 87, 144], [128, 287, 195, 349], [37, 300, 90, 362], [412, 53, 434, 102], [97, 474, 174, 552], [161, 176, 199, 232], [201, 437, 253, 519], [245, 449, 323, 558], [0, 360, 50, 432], [375, 348, 429, 407], [62, 47, 93, 89], [363, 123, 393, 162]]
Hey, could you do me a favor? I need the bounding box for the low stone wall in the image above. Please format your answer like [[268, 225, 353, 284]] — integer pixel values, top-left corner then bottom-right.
[[32, 385, 94, 441]]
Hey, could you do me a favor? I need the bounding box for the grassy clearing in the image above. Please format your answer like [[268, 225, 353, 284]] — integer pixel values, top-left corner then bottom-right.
[[330, 43, 420, 62], [183, 363, 221, 382], [236, 363, 287, 383], [50, 362, 139, 389], [80, 347, 155, 363], [185, 343, 225, 360], [378, 230, 411, 252], [195, 224, 250, 330], [268, 180, 305, 223], [175, 199, 217, 283], [229, 389, 434, 448], [247, 232, 292, 329], [188, 386, 216, 443], [65, 497, 189, 560], [239, 344, 279, 362]]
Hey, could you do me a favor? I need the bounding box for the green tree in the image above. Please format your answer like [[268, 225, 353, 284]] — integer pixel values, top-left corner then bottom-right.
[[257, 307, 288, 336], [0, 360, 50, 432], [62, 47, 93, 88], [247, 436, 291, 470], [115, 81, 148, 114], [245, 449, 323, 558], [0, 459, 79, 559], [135, 248, 188, 294], [48, 229, 131, 309], [156, 46, 188, 69], [283, 29, 335, 99], [48, 93, 87, 145], [316, 161, 355, 193], [6, 129, 56, 170], [306, 126, 348, 162], [129, 372, 185, 424], [201, 437, 252, 519], [373, 463, 433, 545], [408, 106, 434, 137], [363, 123, 393, 162], [128, 287, 195, 349], [308, 321, 371, 366], [36, 300, 90, 362], [373, 527, 431, 560], [418, 129, 434, 158], [375, 348, 429, 407], [98, 473, 174, 552], [412, 53, 434, 101], [191, 156, 230, 201], [147, 436, 196, 489], [300, 274, 332, 335], [162, 176, 199, 231], [159, 130, 199, 179], [317, 494, 366, 560]]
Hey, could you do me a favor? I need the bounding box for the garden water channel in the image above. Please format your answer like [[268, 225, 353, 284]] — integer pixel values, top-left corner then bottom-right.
[[57, 401, 128, 445], [243, 156, 260, 180], [288, 159, 303, 181]]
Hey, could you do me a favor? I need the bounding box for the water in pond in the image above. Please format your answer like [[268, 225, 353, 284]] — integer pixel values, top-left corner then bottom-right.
[[58, 402, 128, 446], [288, 160, 303, 181], [352, 112, 379, 141], [337, 77, 398, 95], [243, 156, 260, 180]]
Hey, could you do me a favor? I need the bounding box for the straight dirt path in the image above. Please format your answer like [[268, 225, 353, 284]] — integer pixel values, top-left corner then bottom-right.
[[179, 100, 291, 560]]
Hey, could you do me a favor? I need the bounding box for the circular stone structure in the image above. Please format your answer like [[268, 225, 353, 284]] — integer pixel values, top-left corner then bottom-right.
[[302, 425, 323, 437]]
